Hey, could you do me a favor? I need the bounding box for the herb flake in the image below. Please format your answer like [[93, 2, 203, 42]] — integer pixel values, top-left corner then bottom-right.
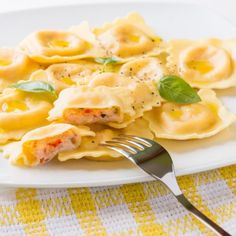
[[95, 56, 120, 65]]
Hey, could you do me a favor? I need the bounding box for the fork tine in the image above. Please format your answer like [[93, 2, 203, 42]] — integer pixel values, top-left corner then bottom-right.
[[118, 134, 152, 147], [99, 143, 131, 157], [105, 141, 137, 154], [112, 138, 145, 150]]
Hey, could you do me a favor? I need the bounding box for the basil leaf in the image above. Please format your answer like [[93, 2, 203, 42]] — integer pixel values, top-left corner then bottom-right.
[[95, 56, 120, 65], [11, 81, 57, 98], [158, 75, 201, 104]]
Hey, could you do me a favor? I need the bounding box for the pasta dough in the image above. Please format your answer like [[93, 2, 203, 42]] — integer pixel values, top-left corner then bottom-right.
[[0, 48, 39, 91], [94, 12, 162, 59], [48, 85, 136, 128], [19, 22, 105, 63], [30, 61, 102, 92], [2, 123, 94, 166], [144, 89, 236, 140], [59, 118, 153, 162], [167, 38, 236, 89], [87, 72, 161, 128], [59, 125, 121, 161], [0, 13, 235, 167], [0, 88, 52, 143], [119, 57, 166, 82]]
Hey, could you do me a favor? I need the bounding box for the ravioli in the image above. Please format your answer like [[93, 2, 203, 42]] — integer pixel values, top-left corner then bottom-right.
[[59, 126, 121, 161], [30, 61, 102, 92], [88, 72, 131, 88], [144, 89, 236, 140], [123, 117, 154, 139], [59, 118, 153, 162], [0, 88, 52, 143], [2, 123, 95, 166], [1, 13, 236, 168], [88, 72, 161, 128], [0, 48, 39, 91], [119, 57, 166, 82], [19, 22, 105, 63], [48, 85, 136, 128], [93, 12, 162, 59], [0, 129, 32, 145], [167, 38, 236, 89]]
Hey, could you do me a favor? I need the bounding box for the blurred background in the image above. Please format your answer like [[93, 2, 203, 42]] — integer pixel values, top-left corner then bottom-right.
[[0, 0, 235, 25]]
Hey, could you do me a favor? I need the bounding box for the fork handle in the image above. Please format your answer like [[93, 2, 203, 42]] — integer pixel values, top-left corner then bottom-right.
[[176, 194, 230, 236], [160, 173, 230, 236]]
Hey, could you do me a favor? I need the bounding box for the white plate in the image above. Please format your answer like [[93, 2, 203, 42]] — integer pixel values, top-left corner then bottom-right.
[[0, 1, 236, 188]]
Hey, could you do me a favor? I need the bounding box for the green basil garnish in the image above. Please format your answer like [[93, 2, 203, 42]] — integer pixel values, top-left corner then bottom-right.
[[158, 75, 201, 104], [11, 81, 57, 99], [95, 56, 120, 65]]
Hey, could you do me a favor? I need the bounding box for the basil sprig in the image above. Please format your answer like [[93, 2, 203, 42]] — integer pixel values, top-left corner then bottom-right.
[[11, 81, 57, 99], [95, 56, 120, 65], [158, 75, 201, 104]]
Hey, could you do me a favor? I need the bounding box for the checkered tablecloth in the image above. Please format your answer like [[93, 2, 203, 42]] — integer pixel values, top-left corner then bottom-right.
[[0, 165, 235, 236]]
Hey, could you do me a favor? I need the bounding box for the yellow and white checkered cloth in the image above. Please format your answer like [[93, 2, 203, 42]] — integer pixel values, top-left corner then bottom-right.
[[0, 165, 235, 236]]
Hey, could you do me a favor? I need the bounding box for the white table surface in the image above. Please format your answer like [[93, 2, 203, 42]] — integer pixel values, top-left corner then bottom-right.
[[0, 0, 235, 25]]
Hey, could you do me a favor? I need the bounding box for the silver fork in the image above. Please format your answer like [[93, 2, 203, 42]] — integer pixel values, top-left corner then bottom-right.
[[100, 135, 230, 236]]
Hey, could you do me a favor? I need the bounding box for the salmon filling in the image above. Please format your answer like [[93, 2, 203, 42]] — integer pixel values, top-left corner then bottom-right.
[[63, 107, 121, 125], [23, 130, 80, 164]]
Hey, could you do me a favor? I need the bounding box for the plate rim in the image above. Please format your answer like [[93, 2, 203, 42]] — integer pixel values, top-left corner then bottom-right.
[[0, 160, 235, 188], [0, 0, 235, 188]]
